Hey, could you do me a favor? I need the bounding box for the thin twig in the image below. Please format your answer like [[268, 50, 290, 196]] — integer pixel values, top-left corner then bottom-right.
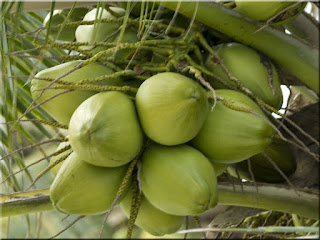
[[0, 138, 68, 161], [49, 215, 85, 239], [282, 116, 319, 147], [182, 1, 198, 41], [184, 216, 189, 239], [1, 145, 71, 185], [273, 118, 319, 161], [247, 159, 259, 194], [13, 60, 82, 129], [3, 119, 68, 129], [165, 1, 181, 35], [12, 89, 73, 129], [25, 151, 72, 191], [263, 152, 299, 195]]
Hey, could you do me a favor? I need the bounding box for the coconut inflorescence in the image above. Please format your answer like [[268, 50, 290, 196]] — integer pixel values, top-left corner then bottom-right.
[[30, 60, 124, 125], [29, 4, 298, 236]]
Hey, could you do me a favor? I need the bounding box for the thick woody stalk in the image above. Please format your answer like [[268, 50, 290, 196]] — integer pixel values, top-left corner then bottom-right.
[[1, 184, 318, 220], [161, 1, 319, 93], [218, 183, 319, 220], [0, 189, 53, 217]]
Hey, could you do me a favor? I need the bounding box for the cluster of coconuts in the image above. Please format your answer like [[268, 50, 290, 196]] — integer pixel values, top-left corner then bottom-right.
[[44, 71, 278, 236], [31, 5, 297, 236]]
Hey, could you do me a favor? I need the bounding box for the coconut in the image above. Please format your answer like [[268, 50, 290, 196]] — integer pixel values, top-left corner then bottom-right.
[[227, 138, 296, 183], [50, 152, 129, 215], [68, 91, 143, 167], [75, 7, 138, 58], [49, 141, 72, 176], [140, 144, 218, 216], [234, 1, 304, 22], [192, 89, 274, 163], [135, 72, 209, 146], [31, 60, 123, 125], [206, 42, 283, 109], [43, 8, 88, 42], [210, 162, 229, 177], [139, 220, 203, 239], [120, 187, 184, 236]]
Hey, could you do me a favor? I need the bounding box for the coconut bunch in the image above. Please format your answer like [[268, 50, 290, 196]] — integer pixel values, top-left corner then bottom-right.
[[34, 69, 295, 235], [30, 5, 299, 237], [41, 70, 292, 236]]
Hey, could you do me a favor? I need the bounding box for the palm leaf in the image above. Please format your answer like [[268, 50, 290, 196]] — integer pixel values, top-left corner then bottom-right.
[[0, 1, 63, 196]]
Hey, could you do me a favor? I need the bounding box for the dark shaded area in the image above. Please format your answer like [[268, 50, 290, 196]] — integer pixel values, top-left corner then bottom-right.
[[285, 102, 319, 188]]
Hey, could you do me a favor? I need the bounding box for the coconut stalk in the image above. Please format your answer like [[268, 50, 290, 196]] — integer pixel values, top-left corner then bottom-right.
[[1, 183, 318, 220], [0, 189, 53, 217], [160, 1, 319, 93], [218, 183, 319, 220]]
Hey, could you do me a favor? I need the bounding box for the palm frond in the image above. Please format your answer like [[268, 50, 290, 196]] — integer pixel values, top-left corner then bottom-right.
[[0, 2, 68, 196]]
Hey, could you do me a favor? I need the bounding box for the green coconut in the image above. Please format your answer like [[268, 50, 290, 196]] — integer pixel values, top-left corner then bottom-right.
[[192, 89, 274, 164], [50, 152, 129, 215], [120, 187, 184, 236], [49, 141, 72, 176], [31, 60, 123, 125], [206, 42, 283, 109], [211, 162, 229, 177], [43, 8, 88, 41], [75, 7, 138, 57], [234, 1, 305, 23], [68, 91, 143, 167], [140, 144, 218, 216], [139, 219, 203, 239], [136, 72, 209, 146], [227, 138, 296, 183]]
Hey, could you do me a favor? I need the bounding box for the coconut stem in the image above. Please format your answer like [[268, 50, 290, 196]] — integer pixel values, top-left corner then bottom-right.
[[160, 1, 319, 93], [1, 183, 318, 220], [0, 189, 53, 217], [218, 183, 319, 220]]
